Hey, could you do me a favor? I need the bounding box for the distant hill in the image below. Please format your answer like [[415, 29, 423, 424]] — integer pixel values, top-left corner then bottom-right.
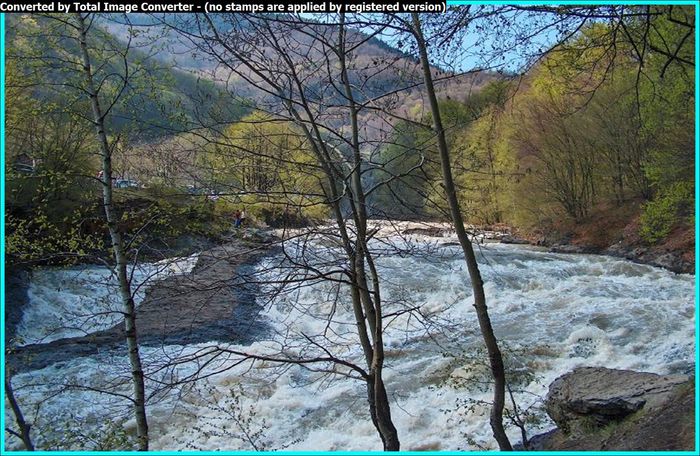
[[5, 14, 251, 141], [103, 14, 500, 144], [8, 13, 499, 144]]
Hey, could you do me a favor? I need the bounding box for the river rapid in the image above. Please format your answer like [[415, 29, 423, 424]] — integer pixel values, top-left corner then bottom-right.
[[5, 229, 696, 451]]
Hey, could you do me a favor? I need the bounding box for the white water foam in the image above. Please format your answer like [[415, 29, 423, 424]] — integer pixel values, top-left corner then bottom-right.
[[14, 254, 199, 345], [6, 242, 695, 451]]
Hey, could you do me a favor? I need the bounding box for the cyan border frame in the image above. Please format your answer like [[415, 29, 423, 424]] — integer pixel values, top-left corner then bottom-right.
[[0, 1, 697, 454]]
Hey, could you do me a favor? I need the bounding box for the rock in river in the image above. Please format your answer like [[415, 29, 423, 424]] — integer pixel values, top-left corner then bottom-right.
[[528, 367, 694, 451]]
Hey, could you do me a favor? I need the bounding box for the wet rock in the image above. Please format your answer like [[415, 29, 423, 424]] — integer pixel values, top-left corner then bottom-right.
[[140, 233, 219, 262], [545, 367, 690, 434], [603, 243, 692, 274], [7, 239, 276, 374], [5, 269, 31, 345], [549, 244, 597, 254], [514, 428, 558, 451], [646, 253, 692, 274], [242, 228, 277, 244], [603, 241, 628, 258], [500, 234, 529, 245], [526, 367, 694, 450], [402, 227, 450, 237], [649, 253, 675, 269], [439, 242, 461, 248]]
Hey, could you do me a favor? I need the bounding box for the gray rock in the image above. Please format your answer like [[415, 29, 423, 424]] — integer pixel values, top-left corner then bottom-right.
[[603, 243, 692, 274], [648, 253, 691, 274], [550, 244, 595, 254], [242, 228, 276, 243], [5, 269, 31, 346], [439, 242, 461, 248], [402, 227, 450, 237], [500, 234, 529, 245], [545, 367, 689, 434], [8, 240, 276, 374]]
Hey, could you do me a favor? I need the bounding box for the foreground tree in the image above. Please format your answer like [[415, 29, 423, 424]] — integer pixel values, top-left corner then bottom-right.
[[408, 12, 512, 450], [5, 13, 156, 449], [162, 12, 414, 449], [72, 13, 149, 450], [5, 366, 35, 451]]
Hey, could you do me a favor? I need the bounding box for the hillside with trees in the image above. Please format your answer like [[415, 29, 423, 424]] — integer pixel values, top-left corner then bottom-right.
[[369, 9, 694, 270]]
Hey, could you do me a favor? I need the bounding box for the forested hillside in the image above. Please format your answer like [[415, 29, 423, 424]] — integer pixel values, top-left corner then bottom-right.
[[5, 13, 498, 264], [7, 9, 695, 265], [370, 10, 694, 266], [5, 14, 251, 264]]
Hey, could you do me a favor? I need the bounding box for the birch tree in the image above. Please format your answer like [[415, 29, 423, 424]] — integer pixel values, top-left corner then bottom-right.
[[7, 13, 153, 449], [72, 13, 149, 450]]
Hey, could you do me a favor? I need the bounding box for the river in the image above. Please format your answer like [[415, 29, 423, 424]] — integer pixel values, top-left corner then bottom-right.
[[5, 230, 695, 451]]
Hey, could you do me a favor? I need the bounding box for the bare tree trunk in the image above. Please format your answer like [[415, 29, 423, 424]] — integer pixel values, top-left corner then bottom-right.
[[180, 13, 403, 449], [5, 367, 34, 451], [74, 13, 149, 451], [338, 15, 400, 450], [367, 375, 400, 451], [410, 13, 512, 451]]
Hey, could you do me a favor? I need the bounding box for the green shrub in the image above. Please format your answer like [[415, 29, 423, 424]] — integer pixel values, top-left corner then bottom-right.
[[640, 181, 694, 243]]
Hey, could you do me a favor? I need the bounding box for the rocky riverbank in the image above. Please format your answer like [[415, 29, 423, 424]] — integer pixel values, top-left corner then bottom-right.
[[4, 268, 31, 347], [523, 208, 694, 274], [545, 232, 694, 274], [395, 220, 693, 274], [6, 232, 277, 374], [524, 367, 695, 451]]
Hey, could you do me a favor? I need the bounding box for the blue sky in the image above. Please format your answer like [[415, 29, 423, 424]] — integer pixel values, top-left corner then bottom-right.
[[299, 8, 571, 74]]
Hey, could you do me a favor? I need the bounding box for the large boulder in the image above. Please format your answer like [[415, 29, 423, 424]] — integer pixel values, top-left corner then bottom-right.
[[604, 243, 693, 274], [545, 367, 690, 434], [525, 367, 695, 450]]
